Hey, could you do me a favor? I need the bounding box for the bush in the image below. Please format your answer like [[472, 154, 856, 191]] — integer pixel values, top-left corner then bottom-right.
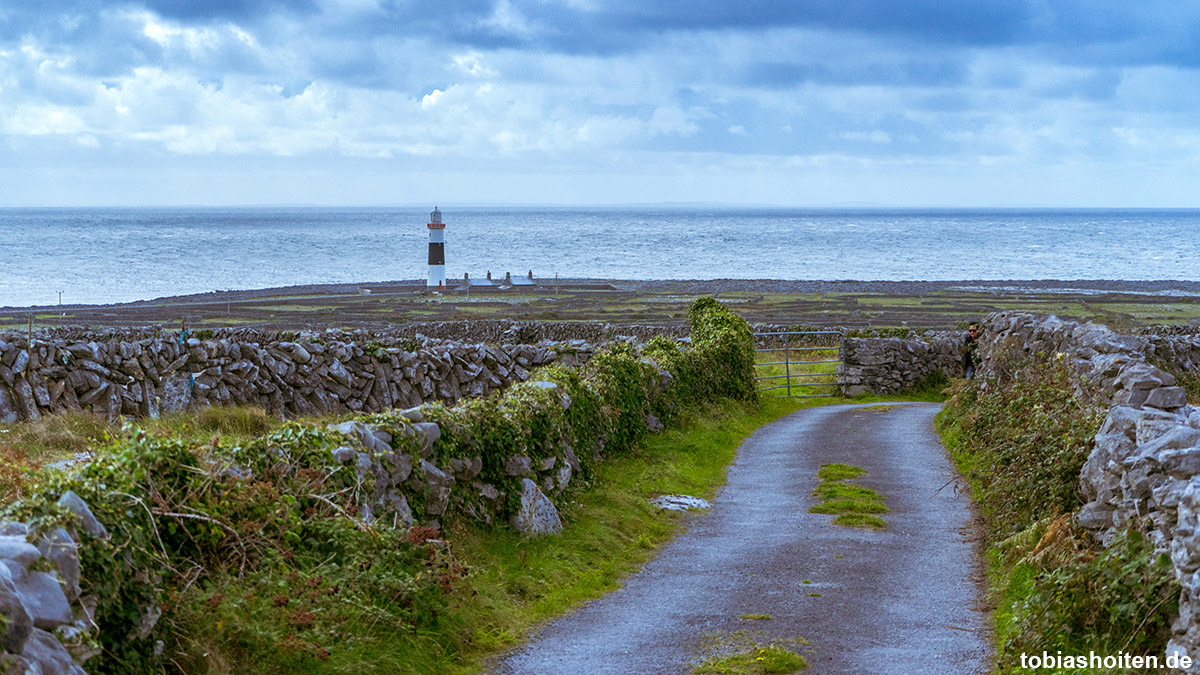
[[0, 297, 760, 672], [938, 359, 1103, 541], [999, 527, 1178, 668], [938, 353, 1178, 668]]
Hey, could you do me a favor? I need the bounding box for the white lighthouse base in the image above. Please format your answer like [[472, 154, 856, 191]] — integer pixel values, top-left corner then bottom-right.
[[428, 265, 446, 288]]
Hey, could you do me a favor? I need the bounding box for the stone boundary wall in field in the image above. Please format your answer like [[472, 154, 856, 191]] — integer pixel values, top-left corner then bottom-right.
[[976, 312, 1200, 669], [838, 332, 963, 396], [0, 330, 601, 424], [2, 320, 685, 348], [1148, 334, 1200, 377]]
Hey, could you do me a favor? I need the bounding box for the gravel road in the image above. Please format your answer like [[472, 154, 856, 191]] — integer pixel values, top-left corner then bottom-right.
[[491, 402, 991, 675]]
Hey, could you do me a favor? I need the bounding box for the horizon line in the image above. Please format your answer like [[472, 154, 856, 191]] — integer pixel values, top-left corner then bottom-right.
[[6, 202, 1200, 210]]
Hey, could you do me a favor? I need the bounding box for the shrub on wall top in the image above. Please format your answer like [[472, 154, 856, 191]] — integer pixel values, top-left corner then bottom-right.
[[0, 297, 760, 672]]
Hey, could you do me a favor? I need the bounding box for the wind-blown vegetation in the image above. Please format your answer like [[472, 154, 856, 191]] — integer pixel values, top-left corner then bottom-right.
[[937, 361, 1178, 671], [0, 297, 775, 674]]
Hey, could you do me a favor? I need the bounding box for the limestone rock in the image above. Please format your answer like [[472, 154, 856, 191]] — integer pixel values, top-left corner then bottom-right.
[[650, 494, 712, 511], [35, 529, 79, 602], [21, 628, 87, 675], [7, 564, 72, 630], [510, 479, 562, 536], [505, 455, 532, 477], [0, 587, 33, 653], [56, 490, 109, 541], [419, 460, 454, 516], [1076, 500, 1116, 530], [0, 536, 41, 568], [1147, 386, 1189, 411], [412, 422, 441, 457]]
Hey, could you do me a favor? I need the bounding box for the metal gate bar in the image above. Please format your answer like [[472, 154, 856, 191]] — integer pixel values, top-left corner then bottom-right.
[[753, 329, 844, 398]]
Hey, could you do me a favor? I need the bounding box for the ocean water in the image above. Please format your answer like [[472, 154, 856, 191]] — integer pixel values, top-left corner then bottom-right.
[[1, 207, 1198, 308]]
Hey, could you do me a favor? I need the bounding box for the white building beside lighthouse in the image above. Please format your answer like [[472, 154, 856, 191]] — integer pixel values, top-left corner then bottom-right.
[[427, 207, 446, 288]]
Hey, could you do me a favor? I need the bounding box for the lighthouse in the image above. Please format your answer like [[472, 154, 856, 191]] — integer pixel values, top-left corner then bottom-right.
[[427, 207, 446, 288]]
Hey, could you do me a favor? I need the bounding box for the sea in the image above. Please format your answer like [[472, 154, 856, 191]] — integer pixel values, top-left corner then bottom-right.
[[1, 206, 1198, 308]]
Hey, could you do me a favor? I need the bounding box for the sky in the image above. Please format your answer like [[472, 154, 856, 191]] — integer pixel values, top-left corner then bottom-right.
[[3, 1, 1200, 207]]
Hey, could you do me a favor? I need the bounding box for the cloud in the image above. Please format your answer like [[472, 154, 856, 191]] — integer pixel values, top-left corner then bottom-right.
[[836, 130, 891, 144], [3, 0, 1200, 205]]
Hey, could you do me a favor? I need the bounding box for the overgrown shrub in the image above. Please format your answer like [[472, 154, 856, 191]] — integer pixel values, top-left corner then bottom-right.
[[0, 297, 759, 672], [938, 353, 1179, 667], [686, 297, 758, 404], [937, 359, 1103, 541], [998, 526, 1178, 668]]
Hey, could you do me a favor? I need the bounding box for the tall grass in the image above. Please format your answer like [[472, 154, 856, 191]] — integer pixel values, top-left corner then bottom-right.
[[0, 405, 289, 503]]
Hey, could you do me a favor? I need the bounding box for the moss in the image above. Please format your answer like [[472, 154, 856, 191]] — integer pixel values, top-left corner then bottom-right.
[[808, 498, 888, 515], [693, 644, 808, 674], [831, 514, 886, 530], [809, 464, 887, 530], [815, 464, 865, 481]]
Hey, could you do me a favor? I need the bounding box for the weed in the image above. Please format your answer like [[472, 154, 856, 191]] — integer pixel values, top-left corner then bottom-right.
[[693, 645, 807, 674], [739, 614, 772, 621], [831, 514, 886, 530], [994, 527, 1178, 669], [936, 360, 1103, 541], [693, 632, 809, 675], [936, 356, 1175, 667], [815, 464, 865, 481], [0, 410, 110, 462], [809, 464, 887, 530]]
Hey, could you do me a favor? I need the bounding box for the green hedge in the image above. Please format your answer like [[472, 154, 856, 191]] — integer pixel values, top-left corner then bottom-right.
[[1, 297, 757, 673]]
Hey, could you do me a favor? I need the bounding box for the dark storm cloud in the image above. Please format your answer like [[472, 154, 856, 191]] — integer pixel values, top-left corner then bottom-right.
[[7, 0, 1200, 88], [743, 58, 969, 90], [5, 0, 1200, 207], [140, 0, 318, 22]]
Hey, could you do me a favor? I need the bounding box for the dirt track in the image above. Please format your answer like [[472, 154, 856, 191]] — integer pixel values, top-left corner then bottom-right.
[[491, 402, 990, 675]]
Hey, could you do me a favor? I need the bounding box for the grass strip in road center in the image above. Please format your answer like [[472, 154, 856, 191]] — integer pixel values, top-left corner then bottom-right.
[[809, 463, 889, 530], [439, 394, 821, 674]]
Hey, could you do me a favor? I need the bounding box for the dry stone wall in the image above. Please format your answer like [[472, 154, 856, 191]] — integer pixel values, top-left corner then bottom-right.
[[0, 299, 762, 674], [838, 332, 963, 395], [0, 330, 599, 424], [976, 312, 1200, 668], [0, 492, 112, 673]]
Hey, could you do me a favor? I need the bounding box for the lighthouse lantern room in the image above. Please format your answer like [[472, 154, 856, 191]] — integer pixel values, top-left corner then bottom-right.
[[427, 207, 446, 288]]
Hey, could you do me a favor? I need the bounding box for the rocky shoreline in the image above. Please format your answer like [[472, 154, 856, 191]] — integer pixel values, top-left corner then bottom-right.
[[7, 278, 1200, 312]]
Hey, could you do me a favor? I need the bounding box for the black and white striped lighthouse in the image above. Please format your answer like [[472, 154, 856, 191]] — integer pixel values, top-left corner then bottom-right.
[[427, 207, 446, 288]]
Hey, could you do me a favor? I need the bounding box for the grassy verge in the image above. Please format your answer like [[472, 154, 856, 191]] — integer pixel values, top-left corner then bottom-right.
[[98, 393, 824, 674], [936, 367, 1178, 673]]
